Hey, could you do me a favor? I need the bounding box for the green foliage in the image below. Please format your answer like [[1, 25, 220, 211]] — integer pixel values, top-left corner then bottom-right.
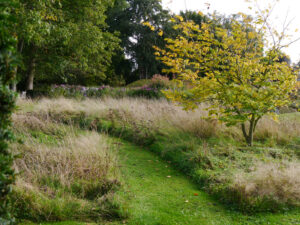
[[0, 0, 17, 223], [15, 0, 120, 89], [106, 0, 172, 82]]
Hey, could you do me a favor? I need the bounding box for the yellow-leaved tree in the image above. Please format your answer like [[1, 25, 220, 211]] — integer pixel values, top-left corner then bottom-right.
[[153, 6, 298, 146]]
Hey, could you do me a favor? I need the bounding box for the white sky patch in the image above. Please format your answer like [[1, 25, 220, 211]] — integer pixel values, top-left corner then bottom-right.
[[162, 0, 300, 63]]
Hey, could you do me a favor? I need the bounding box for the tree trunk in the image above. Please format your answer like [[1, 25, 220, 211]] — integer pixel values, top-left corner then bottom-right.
[[241, 123, 249, 145], [26, 57, 36, 91], [11, 82, 17, 92], [10, 40, 23, 92], [248, 123, 254, 146], [139, 67, 144, 80], [241, 115, 259, 147], [10, 66, 18, 91]]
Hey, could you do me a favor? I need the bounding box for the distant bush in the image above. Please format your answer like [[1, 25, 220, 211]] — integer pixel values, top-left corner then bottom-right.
[[127, 75, 171, 90], [128, 86, 163, 99], [27, 84, 165, 99], [149, 74, 170, 89], [127, 79, 152, 88]]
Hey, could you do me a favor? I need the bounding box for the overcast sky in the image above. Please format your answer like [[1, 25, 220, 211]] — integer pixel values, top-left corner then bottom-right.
[[162, 0, 300, 63]]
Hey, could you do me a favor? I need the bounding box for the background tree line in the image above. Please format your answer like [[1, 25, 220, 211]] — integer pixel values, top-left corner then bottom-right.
[[10, 0, 296, 91], [12, 0, 171, 91], [10, 0, 245, 91]]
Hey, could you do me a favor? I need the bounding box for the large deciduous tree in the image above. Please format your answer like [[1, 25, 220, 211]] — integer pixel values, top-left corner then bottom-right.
[[155, 11, 297, 146], [107, 0, 171, 82], [15, 0, 120, 90]]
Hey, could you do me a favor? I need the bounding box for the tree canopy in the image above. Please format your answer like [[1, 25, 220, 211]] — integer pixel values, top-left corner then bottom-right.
[[155, 12, 297, 146], [106, 0, 172, 83], [15, 0, 120, 90]]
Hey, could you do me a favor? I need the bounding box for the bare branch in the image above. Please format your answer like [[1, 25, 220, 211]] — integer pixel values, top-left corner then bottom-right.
[[255, 0, 277, 47], [280, 36, 300, 49]]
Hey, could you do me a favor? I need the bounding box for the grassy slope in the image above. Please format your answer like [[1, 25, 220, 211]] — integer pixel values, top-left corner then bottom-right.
[[20, 138, 300, 225], [16, 99, 300, 224]]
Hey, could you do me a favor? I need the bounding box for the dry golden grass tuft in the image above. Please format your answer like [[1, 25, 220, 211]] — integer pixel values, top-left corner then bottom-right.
[[255, 116, 300, 144], [14, 132, 118, 187], [12, 112, 121, 220], [233, 162, 300, 206]]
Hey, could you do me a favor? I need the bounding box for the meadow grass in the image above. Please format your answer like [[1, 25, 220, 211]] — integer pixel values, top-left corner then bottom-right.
[[19, 139, 300, 225], [12, 112, 124, 223], [16, 97, 300, 212]]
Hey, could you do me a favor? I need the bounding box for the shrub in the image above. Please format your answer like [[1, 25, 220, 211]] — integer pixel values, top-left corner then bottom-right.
[[41, 84, 165, 99], [149, 74, 170, 89], [0, 86, 16, 224], [0, 1, 18, 223]]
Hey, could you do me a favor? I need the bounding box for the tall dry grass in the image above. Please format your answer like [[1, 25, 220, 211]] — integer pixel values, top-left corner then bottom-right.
[[14, 133, 118, 187], [233, 162, 300, 206], [255, 116, 300, 144], [12, 113, 121, 221], [13, 112, 119, 190], [17, 97, 300, 142], [17, 97, 220, 139]]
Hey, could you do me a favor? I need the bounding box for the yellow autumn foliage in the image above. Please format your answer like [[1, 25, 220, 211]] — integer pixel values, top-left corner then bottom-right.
[[154, 11, 297, 146]]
